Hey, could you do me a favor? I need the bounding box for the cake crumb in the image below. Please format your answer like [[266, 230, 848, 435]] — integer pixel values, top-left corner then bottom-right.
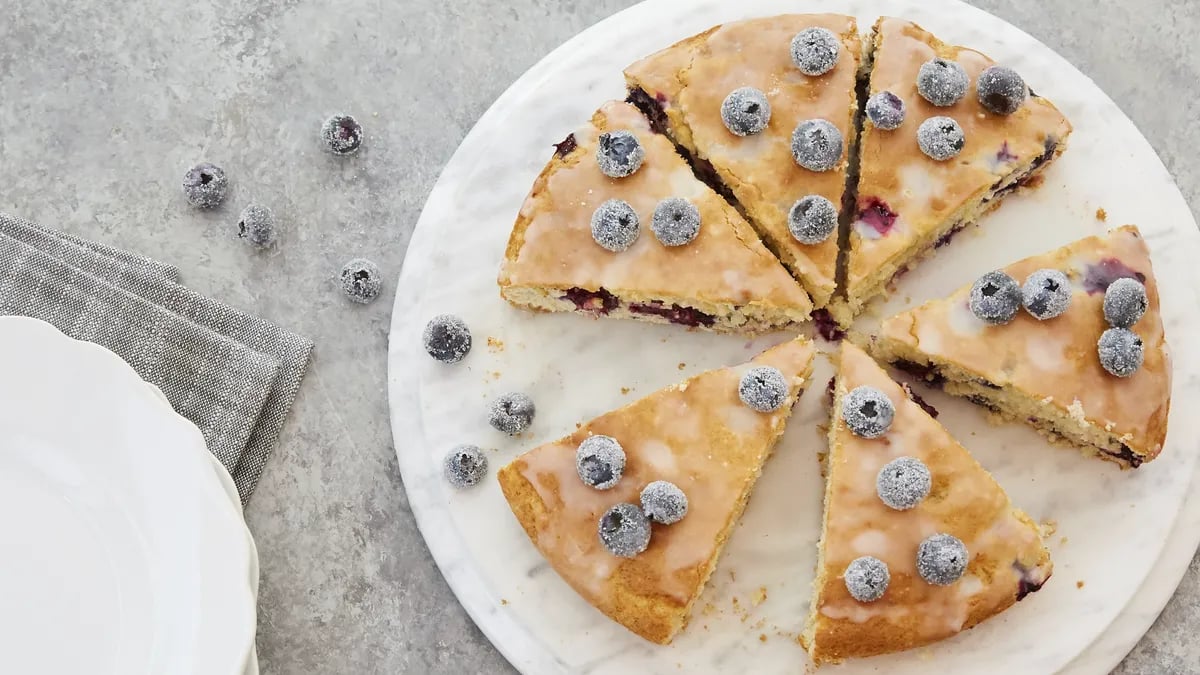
[[752, 586, 768, 606], [678, 362, 687, 370], [729, 570, 737, 582], [1067, 399, 1087, 424], [702, 602, 717, 616], [759, 634, 768, 643], [1096, 208, 1107, 222], [500, 598, 508, 605], [575, 422, 582, 429], [490, 371, 502, 380], [621, 387, 631, 395], [487, 337, 505, 352], [1076, 580, 1085, 589], [1061, 536, 1069, 545], [1040, 519, 1058, 537]]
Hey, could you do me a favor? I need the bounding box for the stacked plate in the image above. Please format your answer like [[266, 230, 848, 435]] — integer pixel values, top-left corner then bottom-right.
[[0, 317, 259, 674]]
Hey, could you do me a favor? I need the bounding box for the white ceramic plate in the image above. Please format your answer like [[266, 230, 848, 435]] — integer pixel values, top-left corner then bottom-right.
[[0, 317, 257, 675], [387, 0, 1200, 672]]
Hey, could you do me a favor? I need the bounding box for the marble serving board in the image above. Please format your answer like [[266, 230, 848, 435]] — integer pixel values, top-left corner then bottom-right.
[[387, 0, 1200, 672]]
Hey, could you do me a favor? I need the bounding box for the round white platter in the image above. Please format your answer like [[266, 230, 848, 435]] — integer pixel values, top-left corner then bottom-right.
[[387, 0, 1200, 672]]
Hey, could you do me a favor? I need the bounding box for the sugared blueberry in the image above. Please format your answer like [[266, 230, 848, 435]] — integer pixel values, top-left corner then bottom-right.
[[977, 65, 1028, 115], [1022, 268, 1072, 320], [788, 195, 838, 245], [844, 556, 890, 602], [1103, 277, 1148, 328], [183, 162, 228, 209], [876, 456, 932, 511], [1098, 327, 1144, 377], [237, 204, 276, 247], [321, 114, 363, 155], [917, 533, 968, 586], [791, 119, 843, 172], [340, 258, 383, 304], [641, 480, 688, 524], [865, 91, 906, 130], [738, 366, 789, 413], [591, 199, 640, 252], [443, 445, 487, 489], [652, 197, 701, 246], [917, 58, 969, 107], [596, 130, 645, 178], [423, 314, 472, 363], [598, 503, 652, 558], [576, 435, 626, 490], [969, 270, 1021, 324], [917, 116, 965, 161], [790, 27, 841, 76], [720, 87, 772, 136], [489, 392, 535, 435], [841, 386, 894, 439]]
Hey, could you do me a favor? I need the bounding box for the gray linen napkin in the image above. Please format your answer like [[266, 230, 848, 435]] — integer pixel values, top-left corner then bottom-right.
[[0, 213, 313, 502]]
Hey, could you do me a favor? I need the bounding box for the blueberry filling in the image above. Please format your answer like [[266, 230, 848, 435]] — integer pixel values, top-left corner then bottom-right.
[[933, 221, 969, 249], [856, 197, 898, 236], [965, 394, 1000, 412], [901, 382, 939, 418], [554, 133, 577, 158], [562, 287, 619, 314], [1083, 258, 1146, 295], [1032, 138, 1058, 170], [1013, 562, 1049, 601], [812, 308, 846, 342], [628, 300, 716, 327], [626, 88, 670, 136], [996, 141, 1018, 163], [1103, 444, 1144, 468], [892, 360, 946, 387]]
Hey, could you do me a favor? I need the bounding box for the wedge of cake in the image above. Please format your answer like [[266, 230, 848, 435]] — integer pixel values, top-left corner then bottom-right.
[[872, 226, 1170, 466], [624, 14, 862, 310], [830, 17, 1073, 325], [498, 101, 814, 333], [498, 336, 817, 643], [804, 342, 1051, 663]]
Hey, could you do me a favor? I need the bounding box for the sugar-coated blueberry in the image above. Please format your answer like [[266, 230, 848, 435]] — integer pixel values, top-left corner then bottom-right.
[[865, 91, 906, 130], [917, 58, 969, 107], [876, 456, 932, 511], [423, 314, 472, 363], [443, 445, 487, 489], [1098, 327, 1144, 377], [1022, 268, 1072, 320], [489, 392, 535, 435], [183, 162, 228, 209], [321, 114, 363, 155], [917, 533, 969, 586], [1103, 277, 1148, 328], [842, 386, 894, 438], [977, 66, 1028, 115], [640, 480, 688, 524], [340, 258, 383, 304], [969, 270, 1022, 324], [591, 199, 640, 252], [720, 87, 772, 136], [576, 435, 626, 490], [652, 197, 701, 246], [738, 366, 789, 413], [790, 27, 841, 76], [791, 119, 844, 172], [788, 195, 838, 245], [237, 204, 276, 247], [598, 503, 652, 558], [596, 130, 645, 178], [917, 116, 965, 161], [844, 556, 890, 602]]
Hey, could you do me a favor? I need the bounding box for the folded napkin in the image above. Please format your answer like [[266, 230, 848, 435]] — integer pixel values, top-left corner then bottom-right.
[[0, 213, 313, 503]]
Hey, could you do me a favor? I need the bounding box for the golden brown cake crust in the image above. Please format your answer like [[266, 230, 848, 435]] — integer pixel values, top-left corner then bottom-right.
[[498, 337, 817, 644], [875, 225, 1170, 462], [807, 343, 1051, 663], [843, 17, 1073, 317], [498, 101, 813, 322], [625, 15, 862, 309]]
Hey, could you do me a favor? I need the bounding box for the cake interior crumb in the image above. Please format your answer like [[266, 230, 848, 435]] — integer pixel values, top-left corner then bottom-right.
[[752, 586, 768, 606], [1076, 580, 1085, 589], [621, 386, 631, 395], [1096, 207, 1107, 221], [759, 634, 768, 643], [678, 362, 687, 370], [487, 336, 505, 352]]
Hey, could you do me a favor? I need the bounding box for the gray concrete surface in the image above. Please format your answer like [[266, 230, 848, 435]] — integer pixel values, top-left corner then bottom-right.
[[0, 0, 1196, 672]]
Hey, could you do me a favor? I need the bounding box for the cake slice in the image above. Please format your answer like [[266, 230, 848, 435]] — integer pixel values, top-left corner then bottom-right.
[[831, 17, 1073, 325], [624, 14, 862, 310], [804, 342, 1051, 663], [872, 226, 1170, 467], [498, 101, 813, 333], [498, 336, 817, 643]]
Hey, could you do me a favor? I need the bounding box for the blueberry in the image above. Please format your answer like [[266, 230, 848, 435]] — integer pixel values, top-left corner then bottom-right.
[[641, 480, 688, 524], [443, 445, 487, 489], [841, 386, 894, 439], [652, 197, 701, 246], [876, 456, 932, 510], [865, 91, 906, 130], [489, 392, 535, 435], [788, 195, 838, 245], [720, 87, 772, 136], [1103, 277, 1148, 328], [791, 119, 843, 172], [321, 114, 363, 155], [575, 435, 626, 490], [1098, 327, 1144, 377], [340, 258, 383, 304], [423, 314, 472, 363], [590, 199, 640, 252], [738, 366, 789, 413], [790, 27, 841, 76], [977, 66, 1028, 115], [596, 130, 645, 178], [917, 116, 965, 161], [843, 556, 890, 602], [916, 58, 969, 107], [917, 533, 969, 586], [1022, 268, 1072, 320], [969, 270, 1021, 324], [598, 503, 652, 558], [237, 204, 276, 248], [182, 162, 228, 209]]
